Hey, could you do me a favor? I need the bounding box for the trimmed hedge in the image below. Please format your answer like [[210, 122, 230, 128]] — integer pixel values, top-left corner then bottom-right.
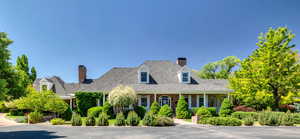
[[75, 92, 102, 116], [258, 111, 284, 126], [243, 116, 254, 126], [207, 107, 217, 116], [61, 107, 72, 121], [9, 109, 24, 116], [134, 106, 146, 119], [87, 106, 103, 118], [231, 112, 258, 120], [51, 118, 65, 125], [196, 107, 212, 118], [103, 101, 114, 119], [158, 105, 173, 117], [201, 117, 242, 126]]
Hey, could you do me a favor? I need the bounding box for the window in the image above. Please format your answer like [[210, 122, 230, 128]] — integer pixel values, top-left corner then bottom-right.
[[42, 85, 47, 91], [159, 96, 171, 107], [198, 96, 204, 107], [182, 72, 189, 83], [140, 96, 148, 107], [140, 72, 148, 83]]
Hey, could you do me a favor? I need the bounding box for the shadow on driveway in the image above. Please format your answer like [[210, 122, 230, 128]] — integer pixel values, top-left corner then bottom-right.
[[0, 130, 66, 139]]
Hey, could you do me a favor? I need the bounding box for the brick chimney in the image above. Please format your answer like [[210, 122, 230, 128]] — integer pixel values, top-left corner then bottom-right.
[[176, 57, 187, 67], [78, 65, 87, 83]]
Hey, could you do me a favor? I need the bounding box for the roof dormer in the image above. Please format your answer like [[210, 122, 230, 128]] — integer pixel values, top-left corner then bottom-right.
[[178, 66, 191, 84], [39, 78, 54, 91], [138, 65, 149, 83]]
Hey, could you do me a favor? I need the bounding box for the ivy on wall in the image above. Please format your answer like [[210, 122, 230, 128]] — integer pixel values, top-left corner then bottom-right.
[[75, 92, 103, 116]]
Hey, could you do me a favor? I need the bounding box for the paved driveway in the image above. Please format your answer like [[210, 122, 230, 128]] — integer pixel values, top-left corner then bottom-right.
[[1, 124, 300, 139]]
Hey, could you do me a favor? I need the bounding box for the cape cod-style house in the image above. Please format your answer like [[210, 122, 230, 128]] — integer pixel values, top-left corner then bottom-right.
[[33, 58, 231, 111]]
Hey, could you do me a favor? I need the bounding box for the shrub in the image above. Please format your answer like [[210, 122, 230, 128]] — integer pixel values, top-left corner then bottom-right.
[[126, 111, 140, 126], [219, 98, 233, 117], [81, 117, 87, 126], [203, 117, 242, 126], [28, 111, 43, 124], [176, 96, 191, 119], [280, 111, 294, 126], [154, 116, 174, 126], [150, 101, 160, 115], [75, 92, 102, 116], [233, 105, 256, 112], [258, 111, 283, 126], [196, 107, 212, 119], [0, 101, 8, 112], [134, 106, 146, 119], [96, 112, 109, 126], [71, 113, 82, 126], [9, 109, 24, 116], [191, 107, 199, 116], [103, 101, 114, 119], [60, 106, 72, 121], [293, 113, 300, 124], [231, 112, 258, 120], [87, 106, 103, 118], [243, 116, 254, 126], [115, 112, 126, 126], [207, 107, 217, 116], [85, 116, 95, 126], [143, 112, 156, 126], [158, 105, 173, 117], [51, 118, 65, 125]]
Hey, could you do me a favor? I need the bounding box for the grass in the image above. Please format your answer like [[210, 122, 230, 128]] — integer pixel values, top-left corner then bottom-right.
[[6, 115, 25, 120], [184, 119, 192, 123]]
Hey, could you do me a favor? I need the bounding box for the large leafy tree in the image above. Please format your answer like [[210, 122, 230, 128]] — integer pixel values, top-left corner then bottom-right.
[[198, 56, 240, 79], [108, 85, 137, 113], [229, 27, 300, 109]]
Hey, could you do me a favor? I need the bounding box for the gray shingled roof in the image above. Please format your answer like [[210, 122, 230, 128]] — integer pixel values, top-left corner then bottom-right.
[[33, 60, 231, 96]]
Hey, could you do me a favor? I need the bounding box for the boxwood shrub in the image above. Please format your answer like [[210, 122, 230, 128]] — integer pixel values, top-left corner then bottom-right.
[[51, 118, 65, 125], [150, 101, 161, 115], [28, 111, 43, 124], [134, 106, 146, 119], [231, 112, 258, 120], [60, 107, 72, 121], [196, 107, 212, 119], [258, 111, 284, 126], [207, 107, 217, 116], [202, 117, 242, 126]]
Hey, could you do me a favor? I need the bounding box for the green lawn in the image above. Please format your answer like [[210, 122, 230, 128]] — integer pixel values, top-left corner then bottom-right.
[[183, 119, 192, 123], [5, 115, 25, 120]]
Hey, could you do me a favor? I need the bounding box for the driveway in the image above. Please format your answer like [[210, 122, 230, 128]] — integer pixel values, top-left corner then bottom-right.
[[1, 124, 300, 139]]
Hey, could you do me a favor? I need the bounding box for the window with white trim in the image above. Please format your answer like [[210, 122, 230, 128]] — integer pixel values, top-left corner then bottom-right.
[[140, 96, 148, 107], [140, 72, 148, 83], [159, 96, 171, 107], [198, 96, 204, 107]]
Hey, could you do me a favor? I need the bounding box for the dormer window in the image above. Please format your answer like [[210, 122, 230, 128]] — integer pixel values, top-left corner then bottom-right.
[[140, 72, 148, 83], [138, 65, 150, 83], [178, 66, 191, 83], [182, 72, 189, 83]]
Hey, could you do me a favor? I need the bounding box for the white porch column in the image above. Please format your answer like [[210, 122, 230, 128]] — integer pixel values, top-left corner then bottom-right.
[[102, 94, 106, 105], [204, 93, 208, 107], [70, 98, 73, 111], [97, 99, 100, 106], [154, 93, 157, 102], [138, 95, 141, 106], [196, 95, 199, 107], [188, 95, 192, 109], [147, 95, 150, 110]]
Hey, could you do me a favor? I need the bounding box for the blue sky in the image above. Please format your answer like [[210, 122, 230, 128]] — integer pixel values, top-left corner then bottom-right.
[[1, 0, 300, 82]]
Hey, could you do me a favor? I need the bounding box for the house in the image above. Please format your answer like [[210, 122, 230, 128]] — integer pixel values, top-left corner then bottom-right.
[[33, 58, 231, 111]]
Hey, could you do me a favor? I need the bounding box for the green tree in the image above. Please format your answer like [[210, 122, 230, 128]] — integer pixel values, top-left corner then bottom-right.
[[158, 104, 173, 117], [176, 96, 191, 119], [219, 98, 233, 117], [108, 85, 137, 113], [229, 27, 300, 109], [16, 54, 37, 84], [30, 67, 37, 82], [150, 101, 161, 114], [0, 32, 14, 100], [198, 56, 240, 79]]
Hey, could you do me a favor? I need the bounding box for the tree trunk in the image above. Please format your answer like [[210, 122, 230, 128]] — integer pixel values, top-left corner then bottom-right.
[[273, 88, 280, 110]]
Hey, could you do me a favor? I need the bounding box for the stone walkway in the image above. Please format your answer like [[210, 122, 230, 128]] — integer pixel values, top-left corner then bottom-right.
[[173, 118, 196, 125], [0, 113, 22, 126]]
